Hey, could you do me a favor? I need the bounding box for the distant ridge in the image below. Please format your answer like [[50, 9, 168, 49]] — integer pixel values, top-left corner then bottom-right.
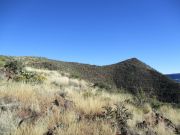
[[167, 73, 180, 83], [0, 55, 179, 103]]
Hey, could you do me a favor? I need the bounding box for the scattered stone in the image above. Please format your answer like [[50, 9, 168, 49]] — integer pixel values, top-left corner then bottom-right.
[[44, 129, 54, 135], [136, 121, 148, 129], [53, 99, 59, 106], [17, 109, 41, 127], [52, 93, 75, 111], [59, 92, 67, 98], [146, 129, 157, 135], [43, 123, 66, 135]]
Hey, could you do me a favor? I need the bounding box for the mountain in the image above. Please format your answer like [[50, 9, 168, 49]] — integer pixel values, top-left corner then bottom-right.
[[0, 56, 180, 103], [167, 73, 180, 83]]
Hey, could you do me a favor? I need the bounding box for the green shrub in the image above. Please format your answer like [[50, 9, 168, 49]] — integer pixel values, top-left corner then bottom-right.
[[70, 74, 80, 79], [4, 60, 24, 80], [150, 98, 162, 109], [133, 88, 148, 106], [3, 59, 46, 84], [104, 103, 132, 134], [14, 71, 46, 84]]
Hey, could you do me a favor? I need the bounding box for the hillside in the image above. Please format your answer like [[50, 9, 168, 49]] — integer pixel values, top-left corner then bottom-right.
[[0, 56, 179, 104], [167, 74, 180, 83], [22, 57, 180, 104], [0, 56, 180, 135]]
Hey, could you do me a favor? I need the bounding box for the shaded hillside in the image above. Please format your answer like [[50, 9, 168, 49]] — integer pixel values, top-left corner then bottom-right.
[[167, 73, 180, 82], [111, 58, 180, 103], [0, 56, 180, 103]]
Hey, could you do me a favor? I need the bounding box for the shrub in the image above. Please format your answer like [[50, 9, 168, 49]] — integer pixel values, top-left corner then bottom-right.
[[14, 71, 46, 84], [3, 60, 46, 83], [4, 60, 24, 80], [70, 74, 80, 79], [133, 88, 148, 106], [150, 98, 162, 109], [104, 103, 132, 134]]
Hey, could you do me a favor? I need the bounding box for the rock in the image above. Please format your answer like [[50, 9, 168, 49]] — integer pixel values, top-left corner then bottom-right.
[[17, 109, 41, 127], [175, 125, 180, 134], [136, 121, 148, 129], [59, 92, 67, 98], [44, 129, 54, 135], [43, 123, 66, 135], [53, 99, 59, 106], [52, 93, 75, 111], [116, 127, 139, 135], [146, 129, 157, 135]]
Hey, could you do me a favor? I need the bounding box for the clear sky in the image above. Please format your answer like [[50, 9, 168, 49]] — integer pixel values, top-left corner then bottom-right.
[[0, 0, 180, 74]]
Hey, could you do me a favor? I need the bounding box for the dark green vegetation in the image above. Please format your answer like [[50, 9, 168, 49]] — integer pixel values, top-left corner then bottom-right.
[[0, 55, 179, 104], [4, 59, 24, 80]]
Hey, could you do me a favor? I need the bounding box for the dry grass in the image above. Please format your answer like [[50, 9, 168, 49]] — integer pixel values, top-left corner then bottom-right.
[[155, 122, 175, 135], [0, 67, 179, 135], [158, 105, 180, 126]]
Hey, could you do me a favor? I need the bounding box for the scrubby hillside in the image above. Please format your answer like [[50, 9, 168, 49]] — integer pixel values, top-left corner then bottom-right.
[[0, 65, 180, 135], [3, 56, 178, 104], [110, 58, 180, 103]]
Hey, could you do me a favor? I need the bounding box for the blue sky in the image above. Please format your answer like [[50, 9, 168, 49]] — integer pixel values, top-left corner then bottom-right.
[[0, 0, 180, 74]]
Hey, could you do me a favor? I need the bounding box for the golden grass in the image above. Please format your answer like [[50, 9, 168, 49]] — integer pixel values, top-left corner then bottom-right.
[[0, 67, 179, 135], [155, 122, 175, 135], [159, 105, 180, 126]]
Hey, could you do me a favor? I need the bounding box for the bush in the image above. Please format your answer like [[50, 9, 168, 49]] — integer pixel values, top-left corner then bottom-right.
[[150, 98, 162, 109], [104, 103, 132, 134], [70, 74, 80, 79], [133, 88, 148, 106], [4, 60, 24, 80], [3, 60, 46, 84], [14, 71, 46, 84]]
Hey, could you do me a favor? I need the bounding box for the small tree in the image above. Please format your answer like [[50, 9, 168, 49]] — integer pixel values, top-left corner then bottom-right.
[[4, 60, 23, 81]]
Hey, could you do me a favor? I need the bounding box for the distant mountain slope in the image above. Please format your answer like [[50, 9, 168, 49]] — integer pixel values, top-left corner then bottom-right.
[[167, 73, 180, 82], [0, 56, 180, 103]]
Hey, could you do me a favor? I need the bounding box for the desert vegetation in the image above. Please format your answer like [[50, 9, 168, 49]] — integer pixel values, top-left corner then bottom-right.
[[0, 59, 179, 135]]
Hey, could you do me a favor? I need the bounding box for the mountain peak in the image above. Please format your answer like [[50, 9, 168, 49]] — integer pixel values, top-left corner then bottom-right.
[[125, 57, 144, 64], [128, 57, 140, 61], [1, 55, 179, 103]]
